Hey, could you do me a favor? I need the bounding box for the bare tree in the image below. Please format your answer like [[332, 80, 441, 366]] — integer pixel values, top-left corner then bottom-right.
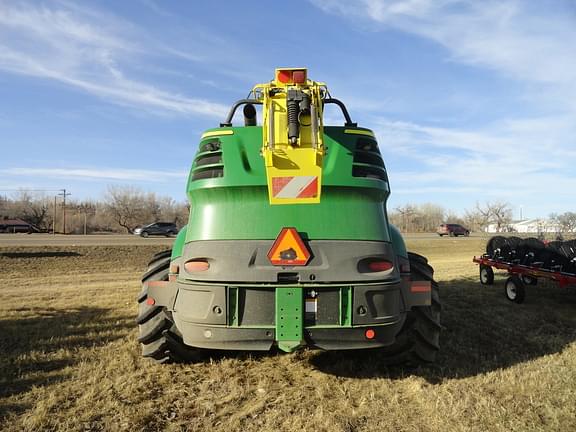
[[391, 204, 417, 232], [0, 187, 188, 234], [389, 203, 445, 232], [550, 212, 576, 233], [103, 186, 189, 233], [463, 208, 489, 232], [155, 195, 189, 226], [8, 191, 52, 230], [415, 203, 446, 232], [104, 185, 150, 233], [475, 201, 513, 232]]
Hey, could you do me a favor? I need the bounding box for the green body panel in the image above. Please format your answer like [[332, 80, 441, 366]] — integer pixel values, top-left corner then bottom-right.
[[186, 126, 390, 242], [388, 224, 408, 259], [185, 186, 388, 241], [228, 286, 238, 326], [170, 225, 188, 260], [340, 286, 353, 327], [275, 287, 304, 352]]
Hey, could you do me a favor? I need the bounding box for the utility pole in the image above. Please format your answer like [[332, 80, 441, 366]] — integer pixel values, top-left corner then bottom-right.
[[58, 189, 71, 234], [53, 195, 57, 235], [76, 203, 95, 235]]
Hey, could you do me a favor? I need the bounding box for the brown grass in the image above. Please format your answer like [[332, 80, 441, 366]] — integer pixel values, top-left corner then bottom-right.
[[1, 239, 575, 431]]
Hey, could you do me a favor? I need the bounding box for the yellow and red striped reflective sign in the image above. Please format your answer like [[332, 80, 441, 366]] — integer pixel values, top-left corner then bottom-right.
[[271, 176, 318, 199], [267, 227, 311, 266]]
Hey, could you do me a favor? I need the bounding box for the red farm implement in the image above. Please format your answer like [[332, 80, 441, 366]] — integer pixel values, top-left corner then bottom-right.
[[473, 236, 576, 303]]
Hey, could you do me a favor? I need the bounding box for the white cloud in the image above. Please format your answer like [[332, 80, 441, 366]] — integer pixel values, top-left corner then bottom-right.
[[0, 1, 228, 118], [1, 167, 188, 182], [375, 115, 576, 209], [312, 0, 576, 214], [311, 0, 576, 103]]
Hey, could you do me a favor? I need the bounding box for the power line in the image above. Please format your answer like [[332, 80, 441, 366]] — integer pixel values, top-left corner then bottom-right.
[[0, 189, 64, 192]]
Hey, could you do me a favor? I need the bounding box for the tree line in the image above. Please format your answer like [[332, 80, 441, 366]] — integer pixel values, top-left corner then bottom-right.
[[0, 186, 189, 234], [2, 188, 575, 234], [390, 201, 576, 233]]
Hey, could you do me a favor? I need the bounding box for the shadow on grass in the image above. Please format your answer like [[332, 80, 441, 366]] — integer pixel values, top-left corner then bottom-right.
[[0, 306, 133, 401], [0, 251, 82, 258], [310, 276, 576, 382]]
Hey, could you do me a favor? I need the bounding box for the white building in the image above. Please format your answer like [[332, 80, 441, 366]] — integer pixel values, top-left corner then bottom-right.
[[485, 219, 562, 233]]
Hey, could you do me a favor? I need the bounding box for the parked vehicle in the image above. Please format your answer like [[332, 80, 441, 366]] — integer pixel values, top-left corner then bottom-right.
[[437, 223, 470, 237], [134, 222, 178, 237]]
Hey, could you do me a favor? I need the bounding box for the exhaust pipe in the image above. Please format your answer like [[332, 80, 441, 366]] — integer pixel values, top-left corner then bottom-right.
[[243, 103, 257, 126]]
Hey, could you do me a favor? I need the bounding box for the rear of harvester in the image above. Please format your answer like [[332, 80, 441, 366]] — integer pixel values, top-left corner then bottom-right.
[[137, 68, 441, 364]]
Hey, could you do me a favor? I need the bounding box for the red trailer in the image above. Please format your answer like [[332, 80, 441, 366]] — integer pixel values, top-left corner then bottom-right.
[[473, 255, 576, 303]]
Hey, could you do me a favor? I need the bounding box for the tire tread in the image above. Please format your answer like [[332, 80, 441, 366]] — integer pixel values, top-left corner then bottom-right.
[[137, 252, 204, 363], [379, 251, 442, 366]]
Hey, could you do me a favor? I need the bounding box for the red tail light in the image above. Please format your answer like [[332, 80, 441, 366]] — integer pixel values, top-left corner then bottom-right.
[[358, 258, 395, 273], [184, 260, 210, 272], [367, 260, 394, 272]]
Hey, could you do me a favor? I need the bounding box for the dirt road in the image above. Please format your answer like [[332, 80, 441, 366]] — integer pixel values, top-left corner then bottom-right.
[[0, 233, 174, 246], [0, 232, 486, 247]]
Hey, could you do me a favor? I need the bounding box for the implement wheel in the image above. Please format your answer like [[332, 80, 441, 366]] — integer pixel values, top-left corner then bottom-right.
[[505, 275, 526, 304], [136, 250, 204, 363], [380, 252, 441, 365], [479, 265, 494, 285], [521, 275, 537, 286]]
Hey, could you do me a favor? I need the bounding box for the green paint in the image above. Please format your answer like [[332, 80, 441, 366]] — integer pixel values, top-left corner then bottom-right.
[[275, 287, 303, 352], [228, 287, 238, 326], [340, 286, 352, 326], [170, 225, 187, 260], [185, 126, 391, 242]]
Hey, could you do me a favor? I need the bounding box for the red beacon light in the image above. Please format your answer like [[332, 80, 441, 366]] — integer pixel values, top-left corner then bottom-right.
[[276, 68, 307, 84]]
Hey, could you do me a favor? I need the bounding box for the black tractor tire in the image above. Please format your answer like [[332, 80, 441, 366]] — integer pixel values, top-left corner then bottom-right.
[[479, 265, 494, 285], [486, 236, 507, 259], [380, 252, 441, 365], [136, 251, 204, 363], [145, 250, 172, 270], [505, 275, 526, 304]]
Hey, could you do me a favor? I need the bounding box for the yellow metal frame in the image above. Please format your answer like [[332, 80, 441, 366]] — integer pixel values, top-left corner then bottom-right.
[[253, 68, 326, 205]]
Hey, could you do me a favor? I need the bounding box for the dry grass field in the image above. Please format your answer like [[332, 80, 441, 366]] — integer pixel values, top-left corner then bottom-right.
[[1, 237, 575, 431]]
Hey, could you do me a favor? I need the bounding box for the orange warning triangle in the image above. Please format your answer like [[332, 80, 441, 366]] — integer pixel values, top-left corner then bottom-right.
[[267, 227, 311, 266]]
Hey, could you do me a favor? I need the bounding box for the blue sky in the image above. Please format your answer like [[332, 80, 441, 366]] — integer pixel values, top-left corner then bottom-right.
[[1, 0, 575, 219]]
